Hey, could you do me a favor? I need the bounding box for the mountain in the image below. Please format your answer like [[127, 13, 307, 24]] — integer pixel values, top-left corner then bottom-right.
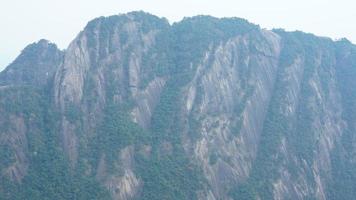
[[0, 39, 63, 87], [1, 11, 356, 200]]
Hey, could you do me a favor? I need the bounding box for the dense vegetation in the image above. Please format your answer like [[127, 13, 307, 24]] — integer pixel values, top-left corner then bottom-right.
[[0, 87, 109, 200], [327, 39, 356, 200], [2, 12, 356, 200], [230, 30, 338, 199]]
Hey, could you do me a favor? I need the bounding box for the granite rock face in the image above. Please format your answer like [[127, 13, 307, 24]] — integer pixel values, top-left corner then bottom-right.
[[1, 11, 356, 200]]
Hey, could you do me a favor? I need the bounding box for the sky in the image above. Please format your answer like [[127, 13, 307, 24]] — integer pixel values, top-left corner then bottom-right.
[[1, 0, 356, 70]]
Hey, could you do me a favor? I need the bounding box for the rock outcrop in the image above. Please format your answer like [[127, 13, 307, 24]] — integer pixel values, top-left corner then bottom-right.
[[0, 39, 63, 87], [1, 11, 356, 200]]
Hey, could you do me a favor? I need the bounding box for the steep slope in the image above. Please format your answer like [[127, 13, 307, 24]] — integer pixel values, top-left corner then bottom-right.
[[0, 40, 66, 198], [0, 39, 63, 87], [1, 11, 356, 200]]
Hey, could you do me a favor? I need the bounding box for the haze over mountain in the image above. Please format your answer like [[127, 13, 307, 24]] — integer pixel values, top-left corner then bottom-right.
[[2, 0, 356, 70], [1, 11, 356, 200]]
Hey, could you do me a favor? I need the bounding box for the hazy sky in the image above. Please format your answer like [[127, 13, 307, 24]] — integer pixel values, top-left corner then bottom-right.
[[1, 0, 356, 70]]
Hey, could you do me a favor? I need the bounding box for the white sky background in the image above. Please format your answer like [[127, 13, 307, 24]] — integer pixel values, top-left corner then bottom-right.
[[1, 0, 355, 70]]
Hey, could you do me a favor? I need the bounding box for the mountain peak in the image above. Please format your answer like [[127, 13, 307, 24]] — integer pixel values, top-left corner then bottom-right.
[[3, 11, 356, 200], [0, 39, 63, 87], [83, 11, 169, 33]]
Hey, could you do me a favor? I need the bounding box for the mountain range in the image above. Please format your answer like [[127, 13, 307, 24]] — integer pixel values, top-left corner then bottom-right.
[[1, 11, 356, 200]]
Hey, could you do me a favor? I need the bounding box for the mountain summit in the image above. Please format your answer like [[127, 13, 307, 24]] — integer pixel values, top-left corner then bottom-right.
[[1, 11, 356, 200]]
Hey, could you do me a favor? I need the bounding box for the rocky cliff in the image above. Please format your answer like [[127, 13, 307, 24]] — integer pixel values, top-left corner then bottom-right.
[[1, 11, 356, 200]]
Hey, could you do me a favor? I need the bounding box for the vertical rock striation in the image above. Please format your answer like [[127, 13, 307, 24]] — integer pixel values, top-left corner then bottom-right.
[[1, 12, 356, 200]]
